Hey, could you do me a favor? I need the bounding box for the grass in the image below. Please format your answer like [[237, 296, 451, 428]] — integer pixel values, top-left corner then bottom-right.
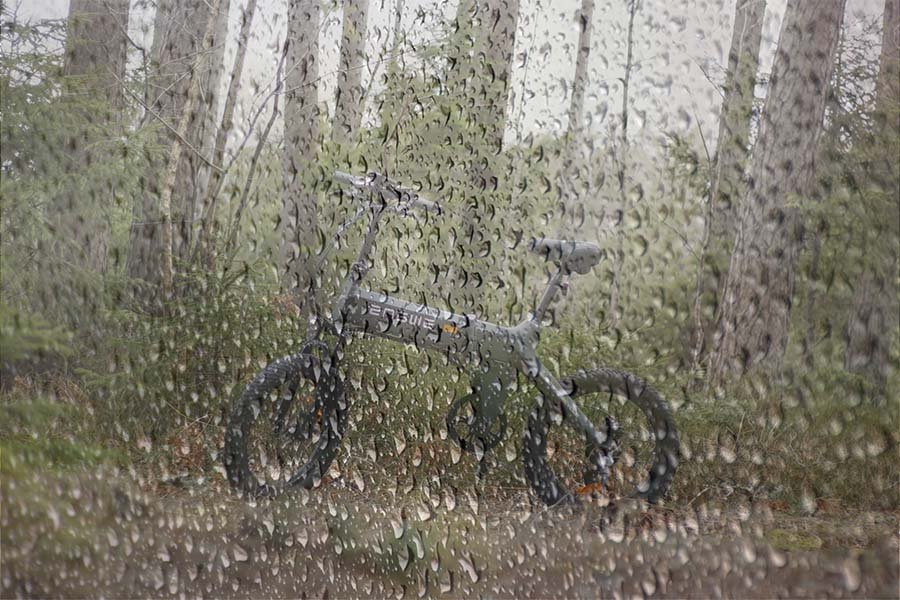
[[0, 389, 126, 478]]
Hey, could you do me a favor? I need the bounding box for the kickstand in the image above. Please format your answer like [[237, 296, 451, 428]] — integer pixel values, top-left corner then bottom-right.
[[477, 456, 490, 480], [475, 438, 491, 480]]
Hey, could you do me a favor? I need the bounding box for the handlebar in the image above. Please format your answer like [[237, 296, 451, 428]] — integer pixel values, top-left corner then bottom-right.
[[333, 170, 364, 187], [333, 171, 443, 216]]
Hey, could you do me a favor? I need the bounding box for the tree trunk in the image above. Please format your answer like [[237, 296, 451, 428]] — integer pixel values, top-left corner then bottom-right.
[[440, 1, 520, 315], [844, 0, 900, 400], [566, 0, 594, 142], [709, 0, 766, 247], [481, 0, 520, 153], [608, 0, 639, 330], [127, 0, 229, 289], [186, 0, 232, 260], [175, 0, 231, 264], [803, 23, 845, 367], [63, 0, 129, 109], [692, 0, 766, 360], [281, 0, 321, 297], [378, 0, 405, 176], [333, 0, 370, 145], [876, 0, 899, 120], [452, 0, 520, 154], [156, 0, 224, 301], [195, 0, 259, 267], [52, 0, 129, 273], [560, 0, 594, 223], [709, 0, 846, 383]]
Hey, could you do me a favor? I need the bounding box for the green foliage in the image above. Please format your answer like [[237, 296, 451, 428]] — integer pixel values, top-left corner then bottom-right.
[[674, 379, 899, 511], [81, 266, 301, 444], [0, 391, 123, 477], [0, 13, 154, 331], [0, 302, 72, 362]]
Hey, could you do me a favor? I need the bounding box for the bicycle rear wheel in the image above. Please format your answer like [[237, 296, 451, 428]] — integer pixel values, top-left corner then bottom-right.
[[523, 368, 679, 505], [224, 352, 348, 497]]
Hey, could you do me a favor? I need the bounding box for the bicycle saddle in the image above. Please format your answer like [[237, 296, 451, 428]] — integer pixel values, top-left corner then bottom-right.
[[529, 237, 603, 275]]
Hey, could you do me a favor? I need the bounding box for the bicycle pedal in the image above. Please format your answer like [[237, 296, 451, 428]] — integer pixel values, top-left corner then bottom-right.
[[575, 481, 605, 496]]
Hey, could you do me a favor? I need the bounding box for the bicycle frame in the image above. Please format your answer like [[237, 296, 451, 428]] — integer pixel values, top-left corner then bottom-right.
[[311, 193, 610, 453]]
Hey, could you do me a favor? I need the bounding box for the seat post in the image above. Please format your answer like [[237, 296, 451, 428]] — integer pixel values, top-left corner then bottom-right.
[[532, 266, 566, 323]]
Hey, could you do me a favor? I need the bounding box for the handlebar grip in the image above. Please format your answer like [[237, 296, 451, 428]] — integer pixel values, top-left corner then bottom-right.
[[410, 198, 443, 215], [333, 171, 361, 186]]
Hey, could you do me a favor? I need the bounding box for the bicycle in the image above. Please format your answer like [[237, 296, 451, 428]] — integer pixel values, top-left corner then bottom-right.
[[223, 171, 679, 505]]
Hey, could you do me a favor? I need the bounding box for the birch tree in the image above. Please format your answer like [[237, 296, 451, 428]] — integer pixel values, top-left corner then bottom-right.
[[281, 0, 321, 298], [127, 0, 229, 288], [710, 0, 847, 382]]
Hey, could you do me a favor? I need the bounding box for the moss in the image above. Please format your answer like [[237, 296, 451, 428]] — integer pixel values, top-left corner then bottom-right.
[[766, 528, 824, 551]]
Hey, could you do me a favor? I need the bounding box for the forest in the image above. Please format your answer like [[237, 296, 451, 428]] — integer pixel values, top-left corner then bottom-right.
[[1, 0, 898, 597]]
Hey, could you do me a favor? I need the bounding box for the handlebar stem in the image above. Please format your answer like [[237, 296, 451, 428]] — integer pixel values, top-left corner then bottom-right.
[[331, 203, 386, 327]]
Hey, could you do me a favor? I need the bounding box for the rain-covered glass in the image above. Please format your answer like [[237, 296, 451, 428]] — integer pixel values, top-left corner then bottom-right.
[[2, 0, 898, 597]]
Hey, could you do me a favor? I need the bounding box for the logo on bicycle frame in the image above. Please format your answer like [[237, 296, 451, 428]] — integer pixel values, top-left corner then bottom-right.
[[368, 303, 437, 330]]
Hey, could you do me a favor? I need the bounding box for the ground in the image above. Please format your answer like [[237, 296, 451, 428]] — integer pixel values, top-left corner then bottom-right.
[[2, 467, 898, 598]]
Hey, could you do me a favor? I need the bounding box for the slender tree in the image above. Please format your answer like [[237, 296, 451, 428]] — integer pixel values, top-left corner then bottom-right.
[[377, 0, 405, 176], [188, 0, 232, 240], [709, 0, 847, 383], [155, 0, 224, 300], [566, 0, 594, 143], [844, 0, 899, 400], [333, 0, 370, 145], [127, 0, 229, 288], [281, 0, 321, 298], [608, 0, 640, 329], [709, 0, 766, 249], [560, 0, 595, 222], [690, 0, 766, 366], [195, 0, 259, 266]]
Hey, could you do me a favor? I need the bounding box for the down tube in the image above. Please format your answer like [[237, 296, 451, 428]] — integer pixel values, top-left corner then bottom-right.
[[342, 289, 475, 357], [530, 360, 608, 448]]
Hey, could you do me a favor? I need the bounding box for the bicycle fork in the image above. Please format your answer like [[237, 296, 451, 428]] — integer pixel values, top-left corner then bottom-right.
[[526, 355, 618, 484]]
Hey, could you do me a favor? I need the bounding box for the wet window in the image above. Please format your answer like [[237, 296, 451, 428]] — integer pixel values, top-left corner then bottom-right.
[[2, 0, 898, 596]]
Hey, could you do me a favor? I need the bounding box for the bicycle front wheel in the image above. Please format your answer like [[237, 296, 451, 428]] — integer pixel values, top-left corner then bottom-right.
[[523, 368, 679, 506], [224, 352, 348, 497]]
